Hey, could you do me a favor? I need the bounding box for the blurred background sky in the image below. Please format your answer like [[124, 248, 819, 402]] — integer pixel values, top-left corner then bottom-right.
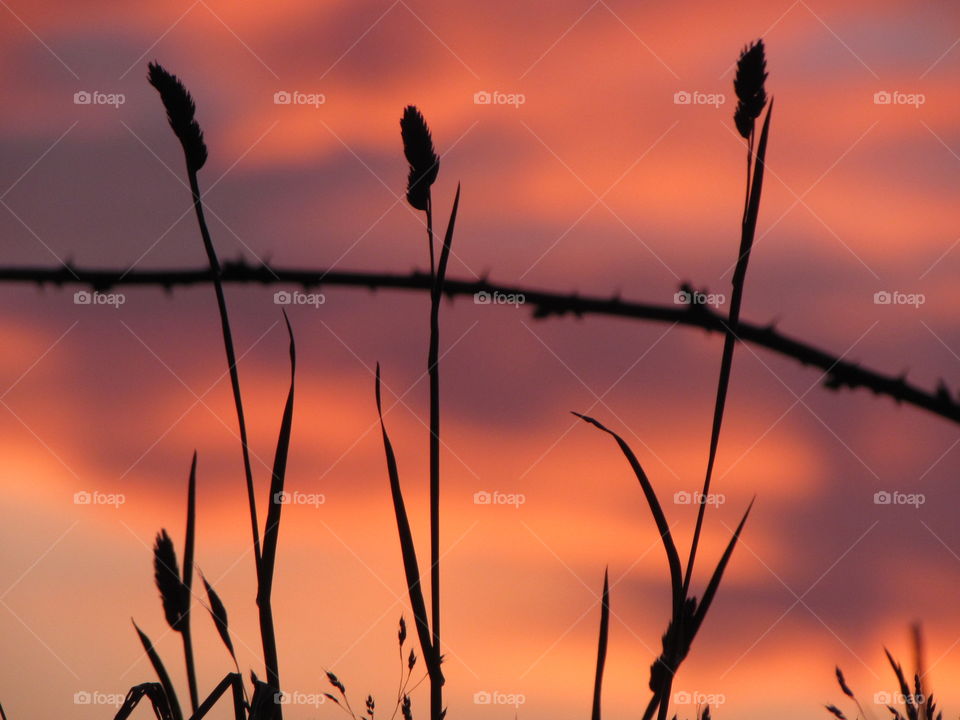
[[2, 1, 960, 718]]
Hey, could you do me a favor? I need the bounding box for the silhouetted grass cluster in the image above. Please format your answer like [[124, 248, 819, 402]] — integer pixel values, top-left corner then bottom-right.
[[1, 38, 938, 720]]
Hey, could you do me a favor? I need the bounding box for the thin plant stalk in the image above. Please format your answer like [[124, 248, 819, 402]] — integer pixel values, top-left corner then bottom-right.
[[186, 168, 262, 575], [147, 63, 262, 575], [256, 312, 297, 695], [398, 105, 447, 720], [425, 193, 441, 720], [681, 99, 773, 598], [681, 40, 771, 598], [181, 452, 199, 712], [591, 568, 610, 720], [147, 63, 281, 710]]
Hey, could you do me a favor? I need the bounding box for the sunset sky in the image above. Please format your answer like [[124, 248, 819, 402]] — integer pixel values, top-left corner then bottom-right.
[[2, 1, 960, 719]]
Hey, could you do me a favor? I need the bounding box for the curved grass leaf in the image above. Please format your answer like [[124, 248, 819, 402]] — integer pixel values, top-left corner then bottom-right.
[[572, 412, 683, 613], [200, 572, 237, 665], [132, 620, 183, 720], [376, 364, 438, 679]]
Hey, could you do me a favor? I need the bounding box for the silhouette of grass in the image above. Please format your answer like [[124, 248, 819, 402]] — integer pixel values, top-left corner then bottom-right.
[[148, 61, 264, 610], [132, 621, 183, 720], [138, 61, 301, 719], [0, 35, 936, 720], [375, 105, 459, 720], [574, 38, 770, 720], [591, 568, 610, 720], [200, 572, 238, 673], [150, 453, 199, 711], [829, 649, 942, 720]]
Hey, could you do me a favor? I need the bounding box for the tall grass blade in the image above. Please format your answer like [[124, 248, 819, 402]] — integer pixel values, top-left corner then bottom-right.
[[257, 311, 296, 694], [591, 568, 610, 720], [132, 620, 184, 720], [688, 498, 754, 640], [375, 364, 438, 684], [434, 184, 460, 292], [182, 452, 199, 711], [885, 649, 918, 720]]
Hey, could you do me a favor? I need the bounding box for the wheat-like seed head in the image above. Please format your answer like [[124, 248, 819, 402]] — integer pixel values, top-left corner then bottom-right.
[[147, 62, 208, 172], [733, 39, 768, 139], [153, 529, 188, 631], [400, 105, 439, 211]]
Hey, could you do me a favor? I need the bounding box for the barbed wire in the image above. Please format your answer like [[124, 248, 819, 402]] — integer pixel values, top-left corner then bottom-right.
[[5, 259, 958, 425]]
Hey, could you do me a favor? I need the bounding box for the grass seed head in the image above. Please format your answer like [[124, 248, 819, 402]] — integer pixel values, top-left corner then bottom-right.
[[148, 62, 208, 172], [400, 105, 439, 211], [733, 39, 768, 139]]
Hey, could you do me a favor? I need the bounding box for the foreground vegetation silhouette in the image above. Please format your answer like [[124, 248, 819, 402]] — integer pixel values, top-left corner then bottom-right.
[[0, 39, 941, 720]]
